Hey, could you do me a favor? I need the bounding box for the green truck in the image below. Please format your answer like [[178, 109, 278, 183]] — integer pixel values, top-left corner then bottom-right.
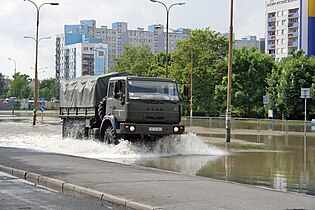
[[59, 72, 185, 144]]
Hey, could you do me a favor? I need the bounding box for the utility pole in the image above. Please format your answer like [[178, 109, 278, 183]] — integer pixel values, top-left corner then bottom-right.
[[226, 0, 234, 142]]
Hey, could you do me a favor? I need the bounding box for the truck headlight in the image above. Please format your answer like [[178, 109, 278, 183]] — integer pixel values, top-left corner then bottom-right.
[[129, 126, 136, 132], [173, 127, 179, 133]]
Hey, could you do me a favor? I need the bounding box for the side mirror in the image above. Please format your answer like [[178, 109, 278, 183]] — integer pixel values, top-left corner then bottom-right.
[[184, 85, 189, 97]]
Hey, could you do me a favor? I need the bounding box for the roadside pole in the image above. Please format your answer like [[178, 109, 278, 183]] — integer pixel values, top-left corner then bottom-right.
[[301, 88, 310, 135]]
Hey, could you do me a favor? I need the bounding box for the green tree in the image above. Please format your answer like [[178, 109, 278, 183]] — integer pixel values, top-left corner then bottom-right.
[[39, 78, 59, 101], [0, 73, 9, 98], [113, 43, 154, 76], [229, 47, 275, 117], [170, 28, 228, 116], [267, 51, 315, 119], [8, 72, 32, 99], [148, 51, 168, 77]]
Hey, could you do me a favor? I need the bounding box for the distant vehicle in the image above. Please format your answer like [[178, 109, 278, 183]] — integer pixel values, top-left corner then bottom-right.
[[59, 72, 185, 144]]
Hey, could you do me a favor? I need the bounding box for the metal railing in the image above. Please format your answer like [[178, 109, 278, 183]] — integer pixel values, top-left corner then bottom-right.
[[181, 116, 315, 133]]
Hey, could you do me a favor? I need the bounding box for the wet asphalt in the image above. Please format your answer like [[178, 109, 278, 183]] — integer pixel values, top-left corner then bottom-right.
[[0, 171, 127, 210], [0, 147, 314, 210]]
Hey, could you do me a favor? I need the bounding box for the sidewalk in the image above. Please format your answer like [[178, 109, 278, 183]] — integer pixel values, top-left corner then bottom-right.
[[0, 147, 314, 210]]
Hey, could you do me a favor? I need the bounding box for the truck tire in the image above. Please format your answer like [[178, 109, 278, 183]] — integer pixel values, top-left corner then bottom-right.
[[62, 119, 69, 137], [103, 126, 119, 145]]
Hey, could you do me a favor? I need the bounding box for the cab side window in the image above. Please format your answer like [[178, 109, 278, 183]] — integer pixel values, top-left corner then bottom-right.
[[108, 82, 114, 98]]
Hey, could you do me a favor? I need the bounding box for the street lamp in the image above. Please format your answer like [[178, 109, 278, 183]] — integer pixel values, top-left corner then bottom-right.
[[150, 0, 185, 78], [8, 58, 16, 114], [23, 0, 58, 126], [226, 0, 234, 142]]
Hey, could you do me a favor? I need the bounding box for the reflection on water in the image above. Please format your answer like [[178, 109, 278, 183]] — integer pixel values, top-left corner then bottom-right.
[[0, 113, 314, 196], [133, 133, 315, 196]]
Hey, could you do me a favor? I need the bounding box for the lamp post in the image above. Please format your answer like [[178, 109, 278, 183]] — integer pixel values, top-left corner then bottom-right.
[[226, 0, 234, 142], [150, 0, 185, 78], [8, 58, 16, 114], [24, 0, 58, 126]]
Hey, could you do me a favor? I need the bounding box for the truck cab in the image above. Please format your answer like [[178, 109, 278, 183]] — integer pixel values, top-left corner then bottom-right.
[[100, 76, 184, 143]]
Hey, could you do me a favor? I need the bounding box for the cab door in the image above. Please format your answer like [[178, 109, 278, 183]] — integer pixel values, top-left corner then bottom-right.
[[112, 80, 127, 121], [105, 81, 115, 115]]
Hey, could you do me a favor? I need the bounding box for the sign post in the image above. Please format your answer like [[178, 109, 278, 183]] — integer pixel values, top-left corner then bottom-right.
[[263, 95, 270, 129], [301, 88, 310, 135]]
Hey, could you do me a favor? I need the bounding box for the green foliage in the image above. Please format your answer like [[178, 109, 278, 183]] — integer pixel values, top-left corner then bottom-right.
[[0, 73, 9, 98], [8, 72, 32, 99], [39, 78, 59, 100], [113, 43, 155, 76], [170, 28, 228, 116], [267, 50, 315, 119], [231, 47, 276, 117]]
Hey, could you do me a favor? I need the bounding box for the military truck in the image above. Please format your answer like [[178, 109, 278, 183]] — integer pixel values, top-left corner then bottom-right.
[[59, 72, 185, 144]]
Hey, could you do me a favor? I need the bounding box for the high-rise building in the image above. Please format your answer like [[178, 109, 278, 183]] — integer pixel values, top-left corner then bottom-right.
[[56, 20, 188, 83], [266, 0, 315, 61], [56, 20, 109, 83], [234, 36, 262, 51]]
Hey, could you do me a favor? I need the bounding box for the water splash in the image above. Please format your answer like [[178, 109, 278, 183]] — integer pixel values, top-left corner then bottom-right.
[[0, 121, 225, 161]]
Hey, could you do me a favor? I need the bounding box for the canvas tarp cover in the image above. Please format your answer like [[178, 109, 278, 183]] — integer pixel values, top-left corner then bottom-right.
[[60, 72, 128, 107]]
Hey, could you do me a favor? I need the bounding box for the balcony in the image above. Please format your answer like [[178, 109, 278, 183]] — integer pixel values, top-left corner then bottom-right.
[[268, 26, 276, 31], [288, 22, 299, 28], [268, 17, 276, 22], [268, 44, 276, 49], [268, 35, 276, 40], [288, 31, 299, 38], [288, 41, 298, 47], [288, 12, 299, 18]]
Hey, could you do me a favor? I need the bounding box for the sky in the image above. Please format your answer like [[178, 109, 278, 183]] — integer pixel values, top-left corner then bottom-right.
[[0, 0, 267, 79]]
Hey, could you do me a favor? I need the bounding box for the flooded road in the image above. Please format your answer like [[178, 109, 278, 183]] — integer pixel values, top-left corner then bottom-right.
[[0, 111, 314, 196]]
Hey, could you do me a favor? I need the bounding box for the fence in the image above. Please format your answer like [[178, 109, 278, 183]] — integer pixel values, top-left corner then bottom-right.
[[181, 116, 315, 133]]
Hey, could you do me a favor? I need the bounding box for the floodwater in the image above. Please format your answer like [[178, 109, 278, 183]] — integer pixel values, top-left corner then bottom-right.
[[0, 111, 314, 196]]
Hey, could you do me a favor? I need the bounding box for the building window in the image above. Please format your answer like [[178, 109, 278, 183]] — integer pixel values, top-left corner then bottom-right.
[[282, 10, 287, 16], [282, 20, 287, 25], [282, 29, 286, 35], [277, 11, 281, 17], [282, 48, 287, 54]]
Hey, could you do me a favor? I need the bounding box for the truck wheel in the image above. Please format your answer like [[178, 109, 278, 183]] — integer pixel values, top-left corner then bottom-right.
[[62, 119, 70, 137], [104, 127, 119, 145]]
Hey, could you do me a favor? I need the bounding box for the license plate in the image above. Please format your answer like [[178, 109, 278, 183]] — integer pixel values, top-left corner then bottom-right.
[[148, 127, 163, 132]]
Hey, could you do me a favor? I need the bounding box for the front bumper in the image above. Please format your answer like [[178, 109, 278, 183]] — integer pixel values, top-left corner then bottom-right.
[[119, 123, 185, 135]]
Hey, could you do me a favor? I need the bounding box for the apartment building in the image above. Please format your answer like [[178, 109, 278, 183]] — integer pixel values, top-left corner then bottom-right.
[[56, 20, 188, 82], [266, 0, 315, 61]]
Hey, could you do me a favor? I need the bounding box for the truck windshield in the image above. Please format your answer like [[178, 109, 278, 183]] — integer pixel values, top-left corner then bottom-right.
[[128, 80, 179, 102]]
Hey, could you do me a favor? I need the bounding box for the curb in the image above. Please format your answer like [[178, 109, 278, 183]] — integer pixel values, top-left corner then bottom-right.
[[0, 164, 162, 210]]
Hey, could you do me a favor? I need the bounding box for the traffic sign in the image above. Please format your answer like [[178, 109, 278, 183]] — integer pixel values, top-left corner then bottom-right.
[[263, 95, 269, 104], [39, 106, 45, 112]]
